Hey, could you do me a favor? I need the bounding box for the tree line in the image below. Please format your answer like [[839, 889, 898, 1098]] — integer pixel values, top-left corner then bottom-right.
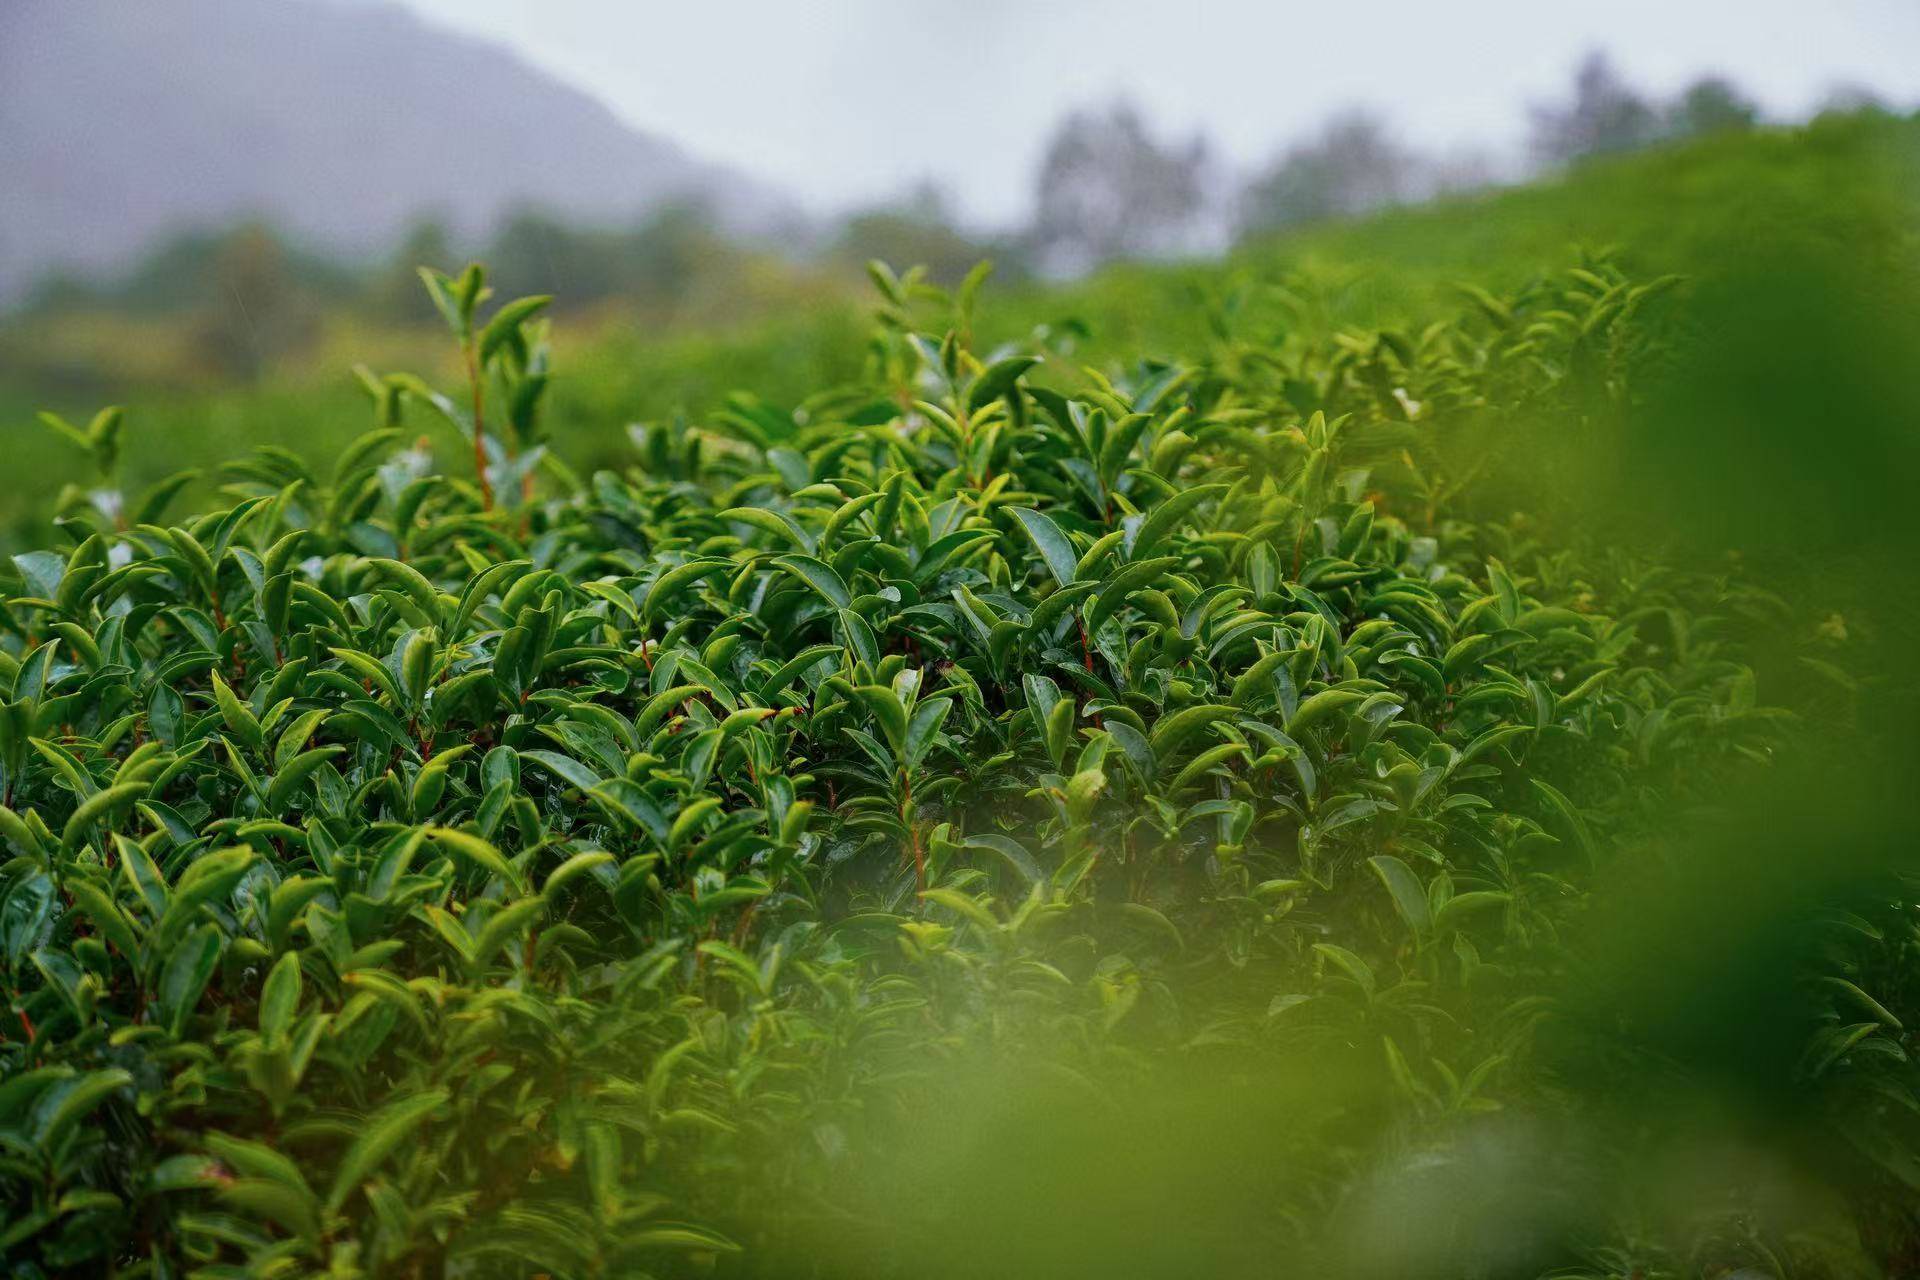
[[5, 51, 1900, 384]]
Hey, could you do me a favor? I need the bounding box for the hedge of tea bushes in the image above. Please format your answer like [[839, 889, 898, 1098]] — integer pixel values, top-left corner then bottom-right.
[[0, 261, 1908, 1279]]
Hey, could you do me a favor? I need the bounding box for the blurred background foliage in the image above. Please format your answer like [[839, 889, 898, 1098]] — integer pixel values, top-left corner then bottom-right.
[[3, 95, 1913, 552]]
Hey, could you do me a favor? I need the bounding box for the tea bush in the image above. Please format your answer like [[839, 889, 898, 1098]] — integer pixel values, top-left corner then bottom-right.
[[0, 260, 1912, 1278]]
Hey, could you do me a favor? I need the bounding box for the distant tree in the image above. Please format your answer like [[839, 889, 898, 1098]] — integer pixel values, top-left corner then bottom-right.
[[190, 224, 320, 381], [85, 232, 238, 315], [620, 200, 729, 307], [372, 218, 457, 321], [469, 200, 737, 320], [832, 182, 1015, 285], [1530, 51, 1662, 166], [1237, 110, 1417, 239], [1668, 75, 1760, 137], [20, 223, 350, 321], [1816, 82, 1894, 118], [1028, 102, 1211, 273], [486, 209, 598, 303]]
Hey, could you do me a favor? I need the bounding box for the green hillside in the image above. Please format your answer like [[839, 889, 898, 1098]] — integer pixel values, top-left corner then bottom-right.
[[1026, 108, 1918, 353]]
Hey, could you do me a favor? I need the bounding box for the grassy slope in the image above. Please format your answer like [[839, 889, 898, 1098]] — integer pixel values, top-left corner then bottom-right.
[[0, 113, 1911, 548], [1017, 111, 1917, 357]]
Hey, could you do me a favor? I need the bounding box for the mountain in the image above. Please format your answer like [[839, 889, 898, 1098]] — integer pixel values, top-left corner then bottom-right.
[[0, 0, 790, 301]]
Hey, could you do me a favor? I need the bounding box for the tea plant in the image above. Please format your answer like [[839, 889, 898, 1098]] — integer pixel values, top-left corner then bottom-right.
[[0, 261, 1911, 1278]]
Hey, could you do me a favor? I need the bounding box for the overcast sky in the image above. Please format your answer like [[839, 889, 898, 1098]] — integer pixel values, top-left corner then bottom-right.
[[391, 0, 1920, 225]]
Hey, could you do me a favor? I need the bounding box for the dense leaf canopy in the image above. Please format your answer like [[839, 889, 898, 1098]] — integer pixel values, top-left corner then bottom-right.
[[0, 261, 1907, 1278]]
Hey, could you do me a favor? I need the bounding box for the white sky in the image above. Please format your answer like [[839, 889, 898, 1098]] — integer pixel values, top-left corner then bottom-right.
[[390, 0, 1920, 226]]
